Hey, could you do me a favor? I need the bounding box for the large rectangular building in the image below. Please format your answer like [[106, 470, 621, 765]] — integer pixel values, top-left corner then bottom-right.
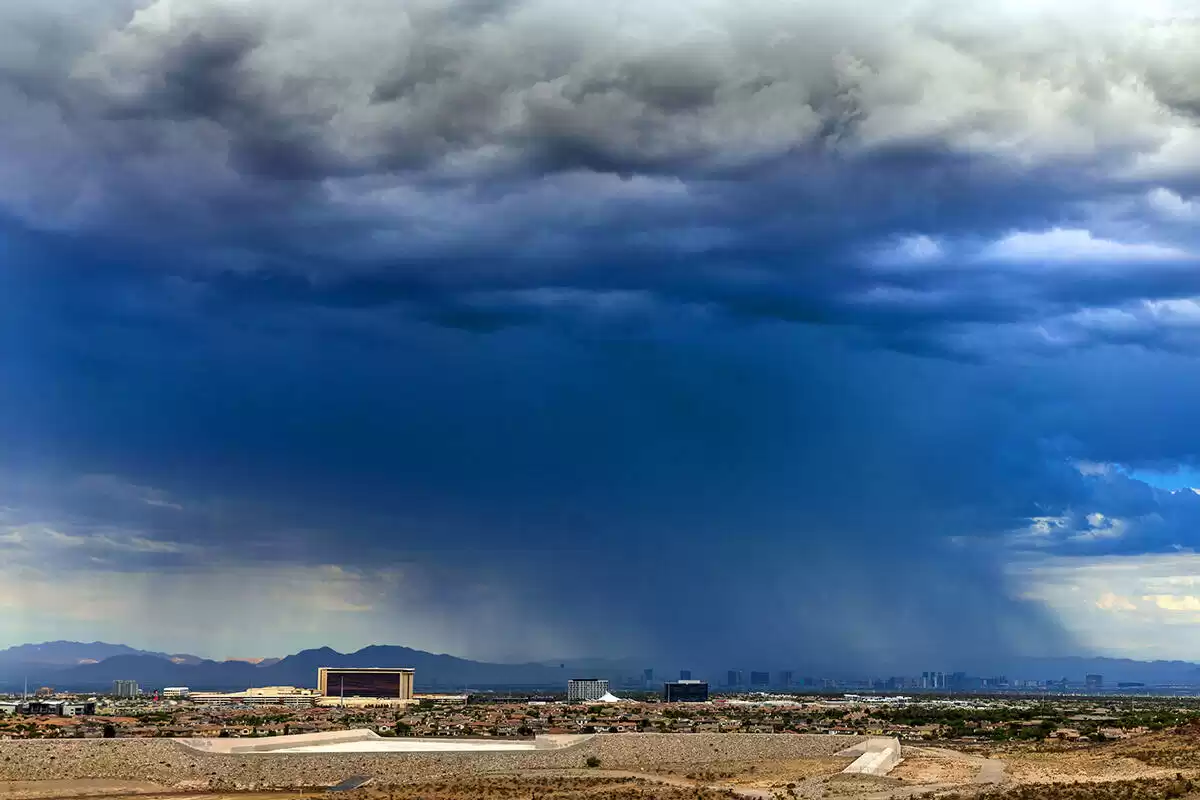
[[317, 667, 414, 700], [567, 678, 609, 703], [663, 680, 709, 703], [192, 686, 318, 708]]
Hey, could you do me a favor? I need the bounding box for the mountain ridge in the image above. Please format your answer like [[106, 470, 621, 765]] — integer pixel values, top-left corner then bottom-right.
[[4, 642, 1200, 692], [0, 641, 204, 667], [0, 643, 577, 691]]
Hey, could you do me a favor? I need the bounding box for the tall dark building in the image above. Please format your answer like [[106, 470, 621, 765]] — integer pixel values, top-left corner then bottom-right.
[[726, 669, 743, 687], [663, 680, 709, 703], [679, 669, 692, 681], [643, 668, 654, 685], [317, 667, 414, 699], [750, 671, 770, 687], [778, 670, 794, 687]]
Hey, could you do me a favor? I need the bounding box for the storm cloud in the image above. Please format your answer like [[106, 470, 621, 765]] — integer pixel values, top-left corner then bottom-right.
[[4, 0, 1200, 668]]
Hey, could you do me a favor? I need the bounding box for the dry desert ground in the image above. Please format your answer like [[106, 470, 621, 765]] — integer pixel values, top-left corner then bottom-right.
[[8, 729, 1200, 800]]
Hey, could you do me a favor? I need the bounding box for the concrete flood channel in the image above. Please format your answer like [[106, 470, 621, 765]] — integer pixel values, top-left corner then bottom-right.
[[838, 737, 903, 776], [177, 729, 592, 754]]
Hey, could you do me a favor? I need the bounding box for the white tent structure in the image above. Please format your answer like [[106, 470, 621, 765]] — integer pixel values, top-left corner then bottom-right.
[[595, 692, 625, 703]]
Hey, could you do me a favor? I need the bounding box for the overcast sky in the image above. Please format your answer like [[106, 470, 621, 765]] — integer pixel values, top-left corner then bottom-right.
[[6, 0, 1200, 668]]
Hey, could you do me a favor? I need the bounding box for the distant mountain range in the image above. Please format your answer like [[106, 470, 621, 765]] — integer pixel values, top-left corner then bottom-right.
[[0, 642, 588, 692], [0, 641, 205, 668], [5, 641, 1200, 693]]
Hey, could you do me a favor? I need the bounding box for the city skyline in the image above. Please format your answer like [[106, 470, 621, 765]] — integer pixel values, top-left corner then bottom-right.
[[0, 639, 1193, 695]]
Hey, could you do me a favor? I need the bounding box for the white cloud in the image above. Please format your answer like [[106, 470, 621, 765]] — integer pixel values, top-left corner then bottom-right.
[[871, 234, 945, 267], [1145, 594, 1200, 612], [1096, 591, 1137, 611], [979, 228, 1193, 264], [1146, 188, 1200, 220], [0, 522, 197, 556], [75, 473, 184, 510], [1013, 553, 1200, 658]]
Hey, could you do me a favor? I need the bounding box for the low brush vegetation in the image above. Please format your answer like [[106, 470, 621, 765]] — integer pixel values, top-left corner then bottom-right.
[[926, 775, 1199, 800], [345, 776, 742, 800]]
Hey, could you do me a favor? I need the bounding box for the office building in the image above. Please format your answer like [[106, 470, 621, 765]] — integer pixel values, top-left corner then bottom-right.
[[642, 668, 654, 685], [726, 669, 743, 687], [567, 678, 609, 703], [750, 671, 770, 687], [192, 686, 319, 708], [778, 670, 794, 687], [663, 680, 709, 703], [679, 669, 692, 681], [1086, 674, 1103, 690], [112, 680, 139, 698], [21, 700, 95, 716], [317, 667, 414, 700], [162, 687, 190, 699]]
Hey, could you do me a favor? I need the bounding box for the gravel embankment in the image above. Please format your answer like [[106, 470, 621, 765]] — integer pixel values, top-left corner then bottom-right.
[[0, 734, 862, 791]]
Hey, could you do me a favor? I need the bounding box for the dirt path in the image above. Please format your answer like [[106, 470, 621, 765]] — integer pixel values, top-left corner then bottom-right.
[[0, 780, 170, 800], [974, 758, 1006, 785], [541, 768, 777, 799], [0, 788, 312, 800], [912, 747, 1007, 786]]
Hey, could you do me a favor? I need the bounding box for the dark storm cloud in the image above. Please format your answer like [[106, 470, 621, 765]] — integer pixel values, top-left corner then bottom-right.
[[0, 244, 1117, 665], [4, 0, 1200, 355], [7, 0, 1200, 663]]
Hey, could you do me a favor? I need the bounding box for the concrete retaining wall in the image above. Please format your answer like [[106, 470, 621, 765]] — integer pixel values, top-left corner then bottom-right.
[[177, 730, 595, 755], [841, 737, 901, 776], [178, 729, 382, 754]]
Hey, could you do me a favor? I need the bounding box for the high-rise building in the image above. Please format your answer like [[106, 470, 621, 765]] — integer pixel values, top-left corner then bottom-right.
[[663, 680, 709, 703], [778, 670, 794, 687], [317, 667, 414, 700], [642, 668, 654, 685], [679, 669, 692, 681], [922, 671, 947, 689], [726, 670, 743, 687], [1085, 674, 1103, 690], [750, 671, 770, 687], [112, 680, 139, 698], [567, 678, 610, 703]]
